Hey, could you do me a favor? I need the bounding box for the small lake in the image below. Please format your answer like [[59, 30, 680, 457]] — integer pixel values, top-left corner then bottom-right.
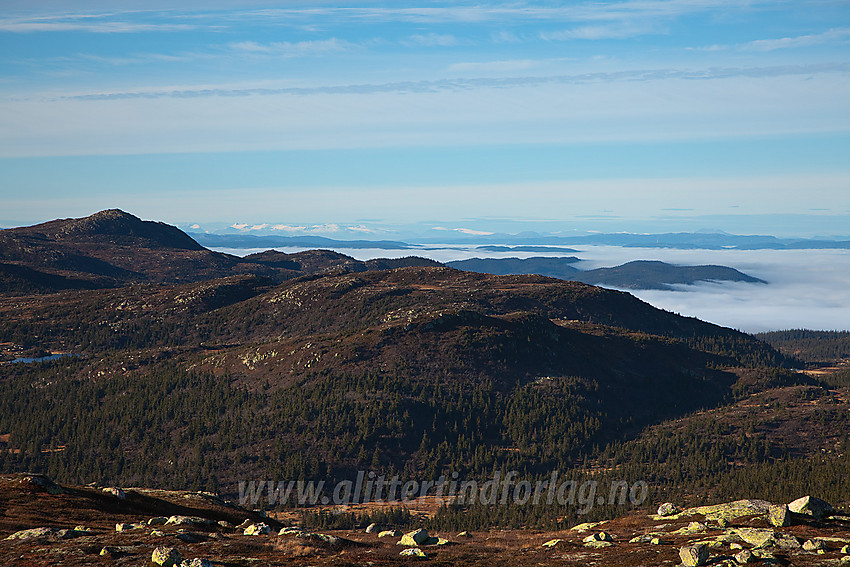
[[7, 353, 78, 364]]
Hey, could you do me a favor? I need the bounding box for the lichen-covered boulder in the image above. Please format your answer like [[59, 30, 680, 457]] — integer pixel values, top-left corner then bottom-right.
[[6, 527, 59, 540], [767, 504, 791, 527], [803, 539, 828, 552], [689, 499, 771, 523], [399, 528, 430, 546], [102, 487, 126, 500], [657, 502, 680, 517], [679, 543, 709, 567], [243, 522, 271, 536], [151, 547, 182, 567]]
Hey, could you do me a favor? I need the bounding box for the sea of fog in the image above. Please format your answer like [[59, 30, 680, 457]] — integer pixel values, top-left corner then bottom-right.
[[213, 245, 850, 334]]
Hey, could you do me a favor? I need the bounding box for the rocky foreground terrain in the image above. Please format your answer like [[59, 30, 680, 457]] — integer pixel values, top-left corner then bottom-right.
[[2, 473, 849, 566]]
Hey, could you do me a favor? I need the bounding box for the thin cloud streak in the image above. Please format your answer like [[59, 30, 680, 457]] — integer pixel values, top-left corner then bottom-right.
[[0, 1, 780, 33], [34, 62, 849, 102], [694, 27, 850, 52], [746, 27, 850, 51]]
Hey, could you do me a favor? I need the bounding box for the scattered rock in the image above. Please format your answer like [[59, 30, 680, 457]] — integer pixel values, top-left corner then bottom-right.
[[770, 532, 802, 550], [399, 528, 430, 546], [305, 533, 342, 548], [378, 530, 402, 538], [236, 519, 253, 529], [5, 527, 78, 541], [180, 559, 214, 567], [279, 526, 303, 535], [99, 546, 118, 556], [672, 521, 707, 535], [542, 539, 564, 547], [399, 547, 427, 558], [842, 544, 850, 554], [734, 549, 754, 564], [151, 546, 182, 567], [166, 515, 211, 526], [583, 531, 613, 542], [767, 504, 791, 527], [679, 543, 710, 567], [176, 531, 207, 543], [21, 474, 65, 495], [243, 522, 271, 536], [365, 522, 379, 533], [730, 528, 775, 548], [803, 538, 828, 552], [456, 531, 472, 538], [101, 487, 126, 500], [570, 521, 606, 532], [148, 516, 169, 525], [657, 502, 681, 517], [788, 496, 834, 520], [115, 522, 136, 532], [584, 540, 613, 548], [689, 500, 772, 523]]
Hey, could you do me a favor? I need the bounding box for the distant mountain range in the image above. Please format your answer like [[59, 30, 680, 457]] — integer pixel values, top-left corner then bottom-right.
[[0, 210, 766, 294], [190, 232, 410, 250], [188, 228, 850, 250]]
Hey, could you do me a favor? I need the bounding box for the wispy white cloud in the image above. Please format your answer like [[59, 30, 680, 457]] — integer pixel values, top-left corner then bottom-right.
[[347, 225, 381, 234], [269, 223, 344, 234], [241, 1, 773, 26], [0, 14, 197, 33], [491, 30, 522, 44], [745, 27, 850, 51], [400, 33, 461, 47], [228, 38, 351, 57], [691, 27, 850, 52], [271, 224, 306, 232], [44, 61, 850, 101], [540, 22, 660, 41], [433, 226, 495, 236], [446, 59, 547, 74]]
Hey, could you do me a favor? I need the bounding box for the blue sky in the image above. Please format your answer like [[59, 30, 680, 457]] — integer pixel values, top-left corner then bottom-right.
[[1, 1, 849, 236]]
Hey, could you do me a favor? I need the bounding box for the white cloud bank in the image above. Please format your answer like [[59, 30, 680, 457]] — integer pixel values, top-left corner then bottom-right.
[[571, 246, 850, 333]]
